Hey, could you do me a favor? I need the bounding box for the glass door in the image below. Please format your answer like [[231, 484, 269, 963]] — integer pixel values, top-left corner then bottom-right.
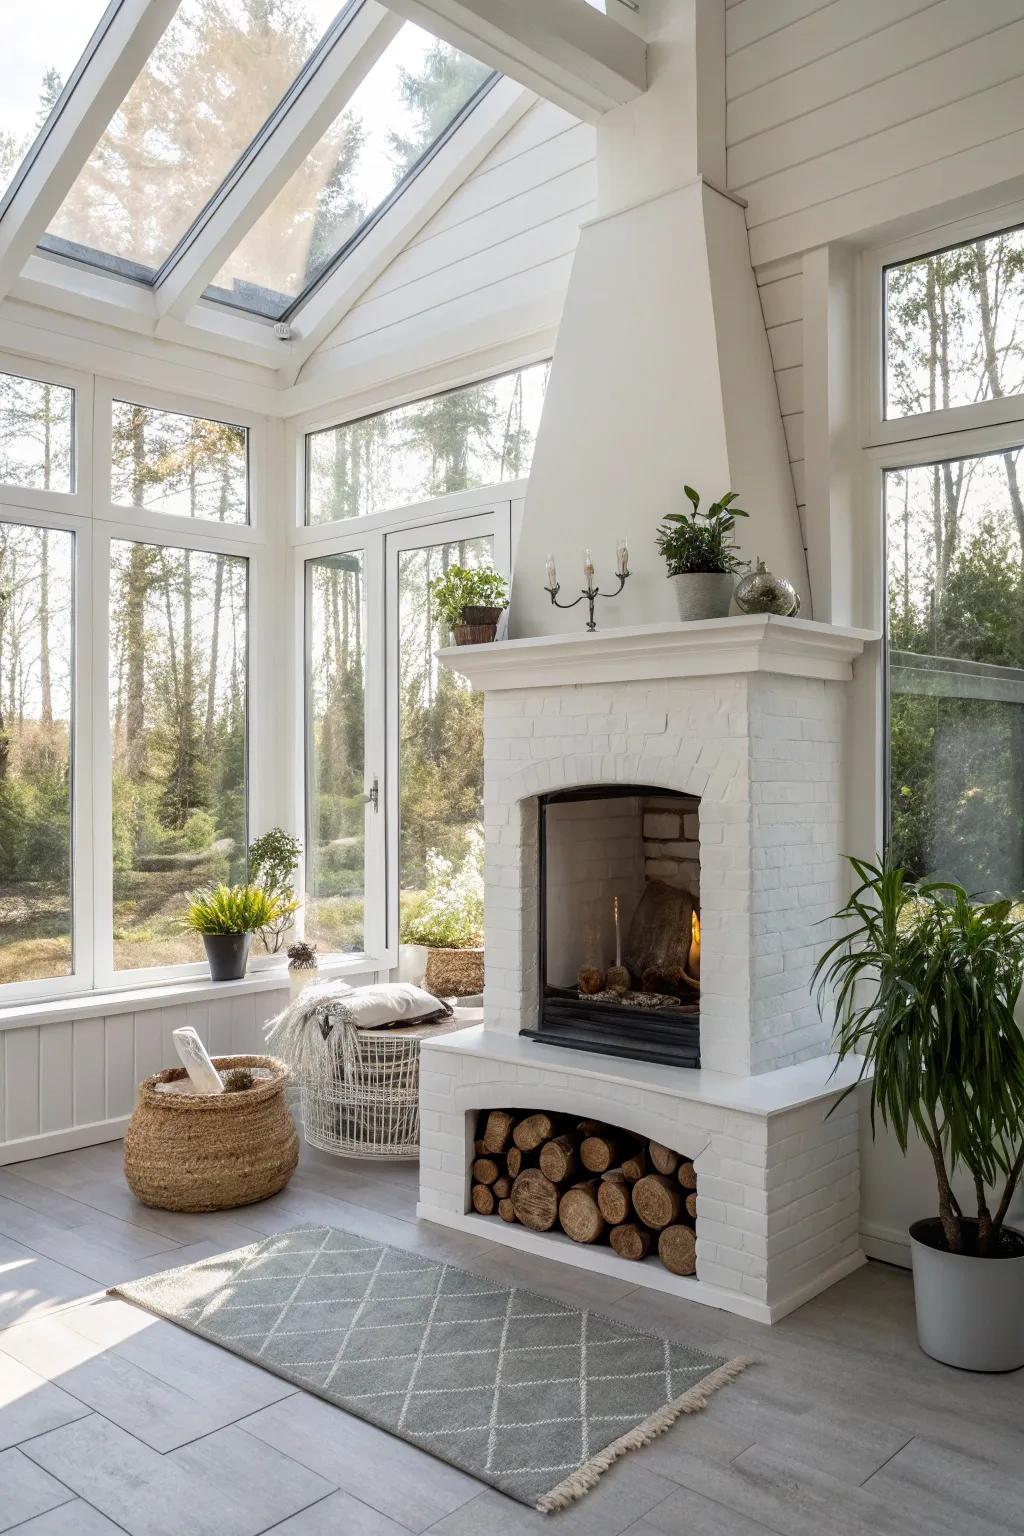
[[384, 507, 510, 957]]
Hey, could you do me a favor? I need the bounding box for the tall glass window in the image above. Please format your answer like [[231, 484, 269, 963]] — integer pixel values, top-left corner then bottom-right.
[[305, 550, 366, 954], [44, 0, 344, 279], [886, 447, 1024, 895], [885, 225, 1024, 420], [0, 521, 74, 983], [110, 401, 248, 523], [207, 25, 493, 317], [110, 539, 248, 971], [306, 363, 549, 523], [0, 371, 74, 493]]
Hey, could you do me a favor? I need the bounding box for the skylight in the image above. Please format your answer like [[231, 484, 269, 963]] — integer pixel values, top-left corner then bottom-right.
[[203, 24, 494, 320], [40, 0, 345, 282], [1, 1, 110, 205]]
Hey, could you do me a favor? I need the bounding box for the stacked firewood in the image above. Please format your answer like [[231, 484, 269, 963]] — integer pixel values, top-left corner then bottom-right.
[[470, 1109, 698, 1276]]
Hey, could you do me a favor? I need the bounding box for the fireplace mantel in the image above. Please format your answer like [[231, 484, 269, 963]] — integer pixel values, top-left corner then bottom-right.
[[438, 614, 878, 692]]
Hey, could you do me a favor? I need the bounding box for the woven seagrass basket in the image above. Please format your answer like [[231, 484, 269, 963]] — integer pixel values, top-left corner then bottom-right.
[[423, 945, 483, 997], [124, 1054, 298, 1213]]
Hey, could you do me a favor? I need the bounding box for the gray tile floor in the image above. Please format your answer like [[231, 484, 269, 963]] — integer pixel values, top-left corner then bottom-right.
[[0, 1137, 1021, 1535]]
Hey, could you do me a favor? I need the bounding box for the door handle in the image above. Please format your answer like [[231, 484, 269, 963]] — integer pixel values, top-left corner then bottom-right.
[[364, 777, 379, 813]]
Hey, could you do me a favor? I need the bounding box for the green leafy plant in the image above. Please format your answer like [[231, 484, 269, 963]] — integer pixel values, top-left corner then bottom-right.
[[656, 487, 749, 576], [185, 883, 285, 936], [430, 566, 509, 632], [248, 828, 302, 952], [400, 827, 484, 949], [813, 855, 1024, 1257]]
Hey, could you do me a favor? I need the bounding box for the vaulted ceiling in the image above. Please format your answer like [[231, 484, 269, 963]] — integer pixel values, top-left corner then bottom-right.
[[0, 1, 644, 413]]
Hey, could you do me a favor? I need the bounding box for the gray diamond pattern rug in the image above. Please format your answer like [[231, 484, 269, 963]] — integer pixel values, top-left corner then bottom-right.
[[111, 1225, 750, 1512]]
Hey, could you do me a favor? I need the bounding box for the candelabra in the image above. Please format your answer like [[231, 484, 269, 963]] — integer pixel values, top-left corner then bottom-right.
[[544, 542, 630, 632]]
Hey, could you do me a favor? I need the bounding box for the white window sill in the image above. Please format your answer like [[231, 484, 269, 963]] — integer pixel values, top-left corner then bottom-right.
[[0, 955, 385, 1032]]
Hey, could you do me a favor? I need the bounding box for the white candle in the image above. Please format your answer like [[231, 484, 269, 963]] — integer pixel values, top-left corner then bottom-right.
[[545, 554, 557, 590], [583, 547, 595, 585], [614, 895, 621, 967], [616, 538, 629, 577]]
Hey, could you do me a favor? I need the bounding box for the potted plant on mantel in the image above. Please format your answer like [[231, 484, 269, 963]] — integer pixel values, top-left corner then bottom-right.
[[656, 486, 748, 620], [814, 856, 1024, 1372], [431, 565, 509, 645], [186, 884, 291, 982]]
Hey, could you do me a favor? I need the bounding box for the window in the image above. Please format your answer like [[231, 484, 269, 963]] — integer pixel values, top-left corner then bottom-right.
[[1, 3, 108, 202], [306, 363, 549, 523], [0, 521, 74, 984], [206, 25, 493, 318], [43, 0, 345, 279], [396, 531, 488, 931], [305, 550, 367, 954], [110, 539, 248, 972], [885, 225, 1024, 420], [110, 401, 248, 523], [886, 448, 1024, 894], [0, 370, 74, 493]]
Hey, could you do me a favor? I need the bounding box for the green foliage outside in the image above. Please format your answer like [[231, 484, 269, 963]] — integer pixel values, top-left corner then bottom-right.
[[249, 827, 302, 952], [429, 565, 509, 631], [185, 883, 286, 936], [656, 487, 749, 575], [400, 827, 484, 949], [815, 855, 1024, 1255]]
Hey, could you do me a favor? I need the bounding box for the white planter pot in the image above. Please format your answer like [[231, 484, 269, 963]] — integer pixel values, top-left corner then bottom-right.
[[670, 572, 735, 621], [398, 943, 428, 986], [910, 1219, 1024, 1372], [288, 966, 318, 1005]]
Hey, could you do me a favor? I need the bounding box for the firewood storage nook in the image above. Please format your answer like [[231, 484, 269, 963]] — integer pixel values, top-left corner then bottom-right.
[[470, 1109, 699, 1277]]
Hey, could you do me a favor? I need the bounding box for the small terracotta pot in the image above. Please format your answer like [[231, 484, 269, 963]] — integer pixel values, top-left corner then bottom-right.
[[451, 605, 503, 646]]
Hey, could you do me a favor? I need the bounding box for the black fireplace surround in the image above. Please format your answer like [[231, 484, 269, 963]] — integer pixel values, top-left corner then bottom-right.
[[520, 784, 701, 1069]]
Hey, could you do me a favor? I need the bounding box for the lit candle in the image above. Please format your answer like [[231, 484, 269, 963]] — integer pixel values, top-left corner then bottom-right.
[[614, 895, 621, 967], [583, 547, 595, 585], [545, 554, 557, 590], [616, 538, 629, 577]]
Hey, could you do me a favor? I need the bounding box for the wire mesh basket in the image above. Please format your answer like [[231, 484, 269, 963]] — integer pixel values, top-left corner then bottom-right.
[[301, 1013, 463, 1160]]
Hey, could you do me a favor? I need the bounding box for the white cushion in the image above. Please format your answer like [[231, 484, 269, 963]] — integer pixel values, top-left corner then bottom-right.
[[343, 982, 452, 1029]]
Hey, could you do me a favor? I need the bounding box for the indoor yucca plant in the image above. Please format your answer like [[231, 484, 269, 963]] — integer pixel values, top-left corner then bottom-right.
[[814, 855, 1024, 1370]]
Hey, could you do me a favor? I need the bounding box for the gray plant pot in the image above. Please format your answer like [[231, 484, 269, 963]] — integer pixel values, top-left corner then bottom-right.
[[910, 1218, 1024, 1372], [202, 932, 252, 983], [670, 572, 735, 621]]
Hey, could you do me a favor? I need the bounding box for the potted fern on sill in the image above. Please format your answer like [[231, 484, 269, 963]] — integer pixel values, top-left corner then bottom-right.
[[185, 884, 292, 982], [431, 565, 509, 645], [814, 856, 1024, 1371]]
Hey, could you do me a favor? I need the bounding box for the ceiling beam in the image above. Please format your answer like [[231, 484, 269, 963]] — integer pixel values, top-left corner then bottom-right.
[[376, 0, 646, 121], [0, 0, 179, 304], [154, 1, 402, 325], [280, 77, 535, 389]]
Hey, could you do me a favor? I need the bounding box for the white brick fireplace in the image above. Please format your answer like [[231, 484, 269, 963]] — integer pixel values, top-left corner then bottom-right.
[[417, 616, 877, 1323]]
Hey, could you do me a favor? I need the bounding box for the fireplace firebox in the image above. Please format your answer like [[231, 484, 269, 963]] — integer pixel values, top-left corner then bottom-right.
[[522, 785, 701, 1068]]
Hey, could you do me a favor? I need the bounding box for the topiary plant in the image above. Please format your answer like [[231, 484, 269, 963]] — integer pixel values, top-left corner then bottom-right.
[[656, 487, 749, 575], [249, 828, 302, 952]]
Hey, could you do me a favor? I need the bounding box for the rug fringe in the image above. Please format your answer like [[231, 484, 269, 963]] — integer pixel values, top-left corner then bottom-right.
[[534, 1354, 753, 1515]]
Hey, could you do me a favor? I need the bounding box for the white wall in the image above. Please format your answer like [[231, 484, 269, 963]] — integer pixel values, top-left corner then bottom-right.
[[301, 102, 596, 410]]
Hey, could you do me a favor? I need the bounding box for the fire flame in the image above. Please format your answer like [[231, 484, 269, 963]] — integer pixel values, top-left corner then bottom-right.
[[690, 909, 701, 977]]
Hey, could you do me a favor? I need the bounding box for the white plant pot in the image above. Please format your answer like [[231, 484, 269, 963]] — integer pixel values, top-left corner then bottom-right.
[[398, 943, 428, 986], [288, 967, 318, 1005], [910, 1219, 1024, 1372], [670, 572, 735, 621]]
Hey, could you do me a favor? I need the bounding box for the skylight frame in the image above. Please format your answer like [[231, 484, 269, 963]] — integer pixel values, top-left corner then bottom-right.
[[35, 0, 366, 292], [0, 0, 123, 228], [201, 62, 503, 326]]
